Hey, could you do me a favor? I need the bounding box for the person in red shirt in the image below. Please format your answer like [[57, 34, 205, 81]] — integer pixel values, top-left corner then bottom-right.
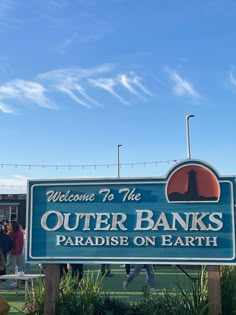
[[7, 221, 24, 274]]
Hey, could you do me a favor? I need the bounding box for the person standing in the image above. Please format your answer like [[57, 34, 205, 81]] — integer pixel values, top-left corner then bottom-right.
[[7, 221, 24, 274], [1, 220, 8, 234], [71, 264, 83, 282], [0, 225, 13, 279], [125, 264, 131, 276], [123, 264, 156, 291], [59, 264, 68, 278]]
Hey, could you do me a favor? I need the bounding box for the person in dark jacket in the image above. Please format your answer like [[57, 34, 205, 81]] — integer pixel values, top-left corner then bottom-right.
[[0, 225, 13, 277]]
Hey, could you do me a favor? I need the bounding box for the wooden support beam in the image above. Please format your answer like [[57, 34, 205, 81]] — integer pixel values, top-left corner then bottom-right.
[[208, 265, 222, 315], [44, 264, 60, 315]]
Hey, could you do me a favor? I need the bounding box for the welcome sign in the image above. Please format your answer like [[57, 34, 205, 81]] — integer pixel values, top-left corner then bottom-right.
[[26, 159, 236, 264]]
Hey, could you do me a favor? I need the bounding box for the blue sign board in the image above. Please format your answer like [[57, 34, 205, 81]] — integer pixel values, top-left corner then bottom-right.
[[26, 159, 236, 264]]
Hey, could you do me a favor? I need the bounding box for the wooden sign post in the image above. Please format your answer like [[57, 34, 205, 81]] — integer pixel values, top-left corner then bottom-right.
[[44, 264, 60, 315], [208, 265, 222, 315]]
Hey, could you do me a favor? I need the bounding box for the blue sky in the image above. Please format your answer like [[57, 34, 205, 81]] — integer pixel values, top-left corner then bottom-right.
[[0, 0, 236, 193]]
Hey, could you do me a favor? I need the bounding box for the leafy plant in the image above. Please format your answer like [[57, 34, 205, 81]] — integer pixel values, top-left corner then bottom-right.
[[221, 265, 236, 315], [177, 266, 208, 315], [101, 295, 131, 315], [131, 288, 188, 315], [157, 290, 188, 315], [57, 270, 105, 315], [23, 277, 45, 315], [21, 266, 213, 315]]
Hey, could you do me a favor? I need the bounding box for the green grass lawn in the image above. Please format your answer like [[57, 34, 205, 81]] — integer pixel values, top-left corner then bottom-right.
[[0, 264, 201, 314]]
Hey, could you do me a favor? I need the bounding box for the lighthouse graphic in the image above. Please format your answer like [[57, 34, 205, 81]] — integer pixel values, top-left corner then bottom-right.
[[167, 165, 219, 202], [185, 170, 198, 200]]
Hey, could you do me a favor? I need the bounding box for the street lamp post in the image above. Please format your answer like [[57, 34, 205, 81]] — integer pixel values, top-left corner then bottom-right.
[[117, 144, 122, 178], [186, 114, 195, 159]]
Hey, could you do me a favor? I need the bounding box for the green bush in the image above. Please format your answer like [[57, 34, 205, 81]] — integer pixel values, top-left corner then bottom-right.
[[177, 266, 208, 315], [131, 289, 188, 315], [23, 267, 212, 315], [57, 270, 105, 315], [221, 265, 236, 315], [23, 277, 45, 315], [100, 295, 131, 315], [56, 274, 193, 315]]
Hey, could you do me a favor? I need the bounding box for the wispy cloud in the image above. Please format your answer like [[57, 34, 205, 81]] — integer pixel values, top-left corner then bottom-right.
[[166, 68, 199, 98], [75, 83, 98, 106], [55, 84, 91, 108], [89, 78, 129, 105], [0, 79, 57, 113], [229, 71, 236, 88], [38, 65, 112, 81], [0, 0, 20, 29], [13, 80, 56, 109], [38, 65, 151, 107], [38, 65, 111, 107], [0, 101, 16, 114], [119, 74, 139, 96], [132, 75, 153, 96], [0, 65, 152, 114], [118, 73, 152, 100]]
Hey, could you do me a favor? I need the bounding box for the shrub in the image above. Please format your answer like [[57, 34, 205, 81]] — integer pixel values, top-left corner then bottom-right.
[[23, 267, 212, 315], [101, 295, 131, 315], [221, 265, 236, 315], [23, 277, 45, 315], [130, 288, 188, 315], [57, 270, 105, 315], [177, 266, 208, 315]]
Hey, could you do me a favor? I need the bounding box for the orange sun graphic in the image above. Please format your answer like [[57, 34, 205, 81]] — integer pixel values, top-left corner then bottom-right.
[[167, 165, 220, 202]]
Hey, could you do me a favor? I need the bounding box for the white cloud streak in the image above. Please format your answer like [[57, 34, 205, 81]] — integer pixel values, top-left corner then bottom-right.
[[75, 84, 98, 106], [119, 74, 152, 97], [0, 79, 57, 113], [229, 71, 236, 87], [13, 80, 56, 109], [166, 68, 199, 98], [89, 78, 129, 105], [38, 66, 110, 107], [119, 74, 139, 95], [133, 76, 153, 96], [38, 65, 112, 82], [0, 101, 16, 114], [55, 84, 90, 108], [0, 65, 152, 114]]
